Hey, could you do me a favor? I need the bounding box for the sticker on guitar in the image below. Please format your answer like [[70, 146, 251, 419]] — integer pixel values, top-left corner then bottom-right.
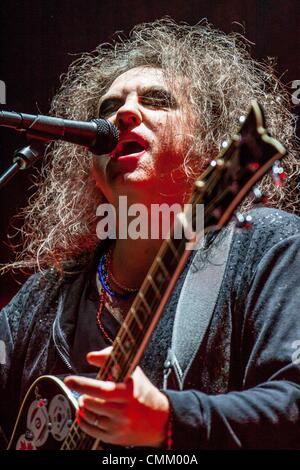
[[15, 394, 72, 449], [49, 394, 72, 441]]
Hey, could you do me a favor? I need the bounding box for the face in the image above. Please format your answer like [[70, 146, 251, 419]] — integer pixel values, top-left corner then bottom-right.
[[92, 66, 195, 208]]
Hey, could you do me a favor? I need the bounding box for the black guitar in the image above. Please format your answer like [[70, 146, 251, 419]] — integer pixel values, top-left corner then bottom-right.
[[7, 100, 286, 450]]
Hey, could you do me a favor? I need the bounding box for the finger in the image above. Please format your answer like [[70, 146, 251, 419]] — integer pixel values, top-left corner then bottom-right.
[[86, 347, 112, 367], [64, 375, 128, 402], [79, 394, 124, 418], [77, 407, 110, 431], [76, 414, 110, 442]]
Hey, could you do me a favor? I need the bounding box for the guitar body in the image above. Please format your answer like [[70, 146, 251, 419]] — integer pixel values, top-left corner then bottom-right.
[[7, 375, 78, 450]]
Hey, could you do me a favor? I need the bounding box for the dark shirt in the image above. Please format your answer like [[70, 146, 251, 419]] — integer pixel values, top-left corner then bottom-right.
[[1, 207, 300, 449]]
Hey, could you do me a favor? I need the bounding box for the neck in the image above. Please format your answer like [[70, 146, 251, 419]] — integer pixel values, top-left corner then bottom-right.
[[101, 186, 192, 292], [111, 237, 162, 290]]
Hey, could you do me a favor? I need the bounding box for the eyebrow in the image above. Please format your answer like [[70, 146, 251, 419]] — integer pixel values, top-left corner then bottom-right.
[[98, 86, 178, 116]]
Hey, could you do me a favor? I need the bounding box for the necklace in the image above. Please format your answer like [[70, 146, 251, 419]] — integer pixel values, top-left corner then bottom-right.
[[109, 268, 139, 293], [96, 247, 138, 343], [96, 288, 113, 344], [97, 247, 138, 300]]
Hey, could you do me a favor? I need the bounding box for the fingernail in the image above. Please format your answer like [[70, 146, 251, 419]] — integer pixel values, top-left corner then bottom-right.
[[86, 354, 97, 364], [64, 378, 73, 386]]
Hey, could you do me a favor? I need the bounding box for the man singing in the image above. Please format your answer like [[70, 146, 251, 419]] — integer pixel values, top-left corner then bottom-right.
[[1, 18, 300, 449]]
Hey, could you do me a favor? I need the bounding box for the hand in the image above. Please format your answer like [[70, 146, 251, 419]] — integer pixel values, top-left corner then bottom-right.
[[64, 347, 170, 447]]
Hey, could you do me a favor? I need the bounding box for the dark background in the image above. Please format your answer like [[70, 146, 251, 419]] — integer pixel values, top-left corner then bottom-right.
[[0, 0, 299, 306]]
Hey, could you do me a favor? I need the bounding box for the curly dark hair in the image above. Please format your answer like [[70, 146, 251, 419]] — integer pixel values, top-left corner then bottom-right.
[[4, 17, 299, 272]]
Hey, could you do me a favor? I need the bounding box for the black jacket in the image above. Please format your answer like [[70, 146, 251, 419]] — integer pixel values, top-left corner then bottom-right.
[[1, 207, 300, 449]]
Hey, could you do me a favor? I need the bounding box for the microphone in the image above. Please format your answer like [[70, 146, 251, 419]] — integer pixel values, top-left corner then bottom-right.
[[0, 110, 119, 155]]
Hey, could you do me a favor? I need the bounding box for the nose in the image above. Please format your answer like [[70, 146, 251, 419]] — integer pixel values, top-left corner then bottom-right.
[[115, 97, 142, 131]]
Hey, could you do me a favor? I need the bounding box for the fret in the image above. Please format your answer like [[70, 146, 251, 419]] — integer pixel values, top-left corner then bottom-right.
[[166, 237, 181, 261], [143, 283, 158, 309], [120, 334, 134, 354], [110, 348, 122, 370], [172, 232, 186, 254], [122, 321, 135, 344], [73, 431, 81, 445], [101, 352, 126, 383], [130, 306, 144, 330], [70, 430, 80, 443], [153, 269, 166, 288], [162, 241, 183, 272], [136, 306, 151, 327], [156, 256, 171, 280], [110, 361, 122, 381], [67, 432, 77, 449], [73, 435, 81, 448], [73, 425, 81, 438], [138, 292, 152, 314], [63, 435, 71, 448], [61, 413, 94, 451], [147, 274, 161, 300], [115, 335, 131, 357]]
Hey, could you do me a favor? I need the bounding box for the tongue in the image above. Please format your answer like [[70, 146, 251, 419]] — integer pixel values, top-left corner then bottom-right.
[[119, 141, 145, 156]]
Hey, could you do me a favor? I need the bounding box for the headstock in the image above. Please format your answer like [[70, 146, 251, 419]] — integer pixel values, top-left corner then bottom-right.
[[192, 100, 286, 231]]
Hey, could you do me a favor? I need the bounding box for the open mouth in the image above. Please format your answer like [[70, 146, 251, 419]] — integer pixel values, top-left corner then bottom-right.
[[114, 140, 147, 158]]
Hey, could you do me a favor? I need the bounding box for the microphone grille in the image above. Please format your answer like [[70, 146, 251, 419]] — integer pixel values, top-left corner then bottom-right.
[[90, 119, 119, 155]]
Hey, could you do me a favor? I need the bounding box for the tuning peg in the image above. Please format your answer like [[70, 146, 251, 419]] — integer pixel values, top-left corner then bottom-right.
[[221, 140, 229, 149], [194, 179, 205, 192], [234, 212, 253, 229], [272, 161, 286, 186], [210, 158, 224, 168], [252, 187, 269, 204], [239, 115, 246, 124]]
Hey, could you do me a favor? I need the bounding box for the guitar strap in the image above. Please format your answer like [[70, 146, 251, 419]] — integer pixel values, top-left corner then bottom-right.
[[167, 223, 235, 389]]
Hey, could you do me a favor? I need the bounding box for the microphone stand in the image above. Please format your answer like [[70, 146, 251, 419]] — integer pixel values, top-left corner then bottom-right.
[[0, 140, 45, 189]]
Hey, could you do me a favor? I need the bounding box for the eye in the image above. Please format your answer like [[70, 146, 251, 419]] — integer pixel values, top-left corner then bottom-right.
[[141, 91, 176, 109], [98, 98, 123, 118]]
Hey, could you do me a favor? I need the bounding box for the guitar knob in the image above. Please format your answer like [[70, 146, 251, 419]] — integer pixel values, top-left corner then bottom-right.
[[252, 187, 269, 204], [235, 213, 253, 229], [272, 161, 286, 187]]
